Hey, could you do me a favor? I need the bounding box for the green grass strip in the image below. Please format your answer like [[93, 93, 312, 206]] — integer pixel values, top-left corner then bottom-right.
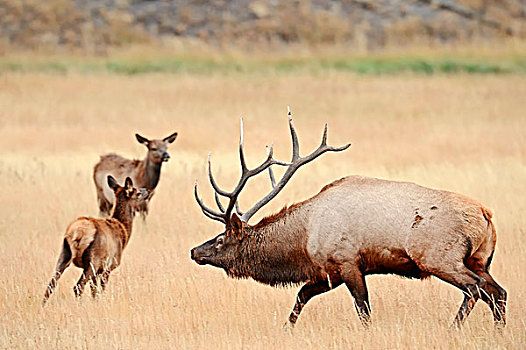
[[0, 56, 524, 75]]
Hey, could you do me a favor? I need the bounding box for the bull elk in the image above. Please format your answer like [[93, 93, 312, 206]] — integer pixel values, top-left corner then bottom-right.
[[93, 132, 177, 218], [191, 108, 507, 329], [43, 176, 149, 305]]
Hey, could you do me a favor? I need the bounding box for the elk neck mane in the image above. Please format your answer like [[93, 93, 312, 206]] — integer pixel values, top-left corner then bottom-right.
[[228, 199, 322, 287], [110, 190, 134, 246], [138, 156, 163, 189]]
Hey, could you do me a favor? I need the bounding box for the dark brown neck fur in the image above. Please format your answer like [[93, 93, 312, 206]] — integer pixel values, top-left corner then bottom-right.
[[111, 192, 135, 247], [227, 203, 321, 286], [142, 156, 162, 190]]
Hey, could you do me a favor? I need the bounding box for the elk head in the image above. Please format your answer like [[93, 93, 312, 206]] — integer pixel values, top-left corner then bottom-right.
[[107, 175, 150, 214], [190, 213, 246, 269], [136, 132, 178, 163], [190, 107, 350, 273]]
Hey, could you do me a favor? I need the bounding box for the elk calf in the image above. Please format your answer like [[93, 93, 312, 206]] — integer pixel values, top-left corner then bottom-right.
[[43, 176, 149, 304], [191, 109, 507, 329], [93, 132, 177, 218]]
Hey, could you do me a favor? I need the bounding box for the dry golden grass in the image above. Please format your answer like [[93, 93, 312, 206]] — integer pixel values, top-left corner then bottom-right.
[[0, 72, 525, 349]]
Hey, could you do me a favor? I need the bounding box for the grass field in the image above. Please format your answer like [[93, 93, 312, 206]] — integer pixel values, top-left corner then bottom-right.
[[0, 70, 525, 349], [2, 44, 526, 75]]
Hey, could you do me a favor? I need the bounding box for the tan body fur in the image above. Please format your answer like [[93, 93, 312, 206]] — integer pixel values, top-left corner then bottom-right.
[[43, 177, 148, 304], [302, 176, 495, 281], [93, 132, 177, 217], [64, 217, 128, 271], [94, 154, 151, 213]]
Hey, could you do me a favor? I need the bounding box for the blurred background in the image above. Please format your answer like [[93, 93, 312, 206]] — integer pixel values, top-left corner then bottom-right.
[[1, 0, 525, 72]]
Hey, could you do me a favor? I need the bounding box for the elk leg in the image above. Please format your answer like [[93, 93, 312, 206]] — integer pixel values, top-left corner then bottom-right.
[[74, 247, 97, 298], [100, 270, 111, 292], [475, 271, 507, 327], [426, 263, 485, 329], [453, 294, 479, 329], [287, 279, 343, 326], [342, 264, 370, 326], [100, 256, 118, 292], [42, 239, 72, 305], [89, 273, 99, 298], [74, 270, 90, 298], [74, 267, 98, 299]]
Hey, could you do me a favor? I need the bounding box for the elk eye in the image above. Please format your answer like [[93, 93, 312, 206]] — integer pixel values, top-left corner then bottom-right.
[[217, 237, 224, 245], [151, 148, 158, 151]]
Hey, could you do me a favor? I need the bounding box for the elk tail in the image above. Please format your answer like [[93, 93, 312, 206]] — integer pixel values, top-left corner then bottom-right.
[[481, 206, 493, 222], [481, 206, 497, 272], [481, 207, 496, 240], [67, 219, 98, 257]]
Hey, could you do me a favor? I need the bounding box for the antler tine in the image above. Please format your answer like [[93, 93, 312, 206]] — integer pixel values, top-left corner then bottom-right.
[[240, 110, 350, 222], [299, 124, 351, 165], [239, 118, 248, 172], [235, 201, 244, 216], [288, 106, 300, 161], [202, 209, 227, 224], [223, 154, 288, 224], [194, 181, 226, 223], [321, 123, 328, 145], [208, 153, 230, 197], [214, 192, 225, 212], [266, 144, 277, 188], [322, 123, 351, 151], [222, 132, 290, 225]]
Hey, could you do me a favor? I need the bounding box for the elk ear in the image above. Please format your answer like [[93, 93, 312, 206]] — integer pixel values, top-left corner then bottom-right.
[[163, 132, 178, 144], [107, 175, 119, 192], [136, 134, 149, 146], [230, 213, 244, 235], [124, 177, 133, 191]]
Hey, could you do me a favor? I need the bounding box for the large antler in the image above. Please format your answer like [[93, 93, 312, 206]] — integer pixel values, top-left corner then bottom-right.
[[194, 118, 291, 225], [194, 107, 351, 226]]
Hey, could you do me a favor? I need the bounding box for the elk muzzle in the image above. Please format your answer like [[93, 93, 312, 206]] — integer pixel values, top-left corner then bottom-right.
[[162, 152, 170, 162], [190, 238, 217, 266], [190, 247, 208, 265], [190, 247, 203, 264]]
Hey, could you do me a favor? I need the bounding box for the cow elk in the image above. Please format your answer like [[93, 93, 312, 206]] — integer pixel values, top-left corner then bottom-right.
[[43, 176, 149, 305], [93, 132, 177, 218], [191, 108, 507, 329]]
